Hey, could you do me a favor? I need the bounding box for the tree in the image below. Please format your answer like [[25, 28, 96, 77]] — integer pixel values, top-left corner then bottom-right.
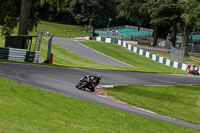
[[145, 0, 183, 47], [18, 0, 64, 35], [143, 0, 161, 46], [0, 0, 40, 36], [0, 0, 65, 36], [117, 0, 136, 21], [117, 0, 149, 27], [18, 0, 34, 35], [0, 0, 20, 36], [69, 0, 120, 28], [37, 2, 74, 24], [118, 0, 169, 47], [180, 0, 200, 53]]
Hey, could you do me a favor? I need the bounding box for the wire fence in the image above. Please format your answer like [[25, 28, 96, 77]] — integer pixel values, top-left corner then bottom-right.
[[170, 47, 185, 63]]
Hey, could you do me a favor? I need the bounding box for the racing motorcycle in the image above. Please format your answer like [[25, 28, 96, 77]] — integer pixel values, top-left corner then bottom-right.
[[186, 64, 199, 75], [75, 75, 101, 92]]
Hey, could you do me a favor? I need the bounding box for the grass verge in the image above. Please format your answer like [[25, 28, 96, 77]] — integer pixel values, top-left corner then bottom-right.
[[80, 40, 187, 74], [151, 51, 200, 67], [102, 85, 200, 125], [31, 21, 88, 38], [0, 21, 198, 71], [39, 39, 134, 71], [0, 78, 199, 133], [0, 22, 189, 73], [0, 35, 134, 71]]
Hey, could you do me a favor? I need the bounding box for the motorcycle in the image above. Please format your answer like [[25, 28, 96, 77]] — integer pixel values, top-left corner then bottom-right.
[[186, 64, 199, 75], [75, 76, 96, 92]]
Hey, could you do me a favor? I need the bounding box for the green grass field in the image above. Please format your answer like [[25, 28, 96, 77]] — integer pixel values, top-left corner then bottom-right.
[[80, 40, 187, 74], [31, 21, 88, 38], [151, 51, 200, 67], [0, 78, 199, 133], [0, 21, 87, 46], [0, 23, 133, 71], [39, 39, 134, 71], [0, 21, 191, 74], [102, 85, 200, 125], [0, 21, 200, 132]]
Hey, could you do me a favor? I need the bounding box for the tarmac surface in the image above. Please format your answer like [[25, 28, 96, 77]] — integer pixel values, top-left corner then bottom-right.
[[52, 38, 133, 67], [0, 62, 200, 130]]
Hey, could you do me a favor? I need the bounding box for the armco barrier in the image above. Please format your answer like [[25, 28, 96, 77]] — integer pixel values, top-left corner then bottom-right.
[[0, 47, 40, 63], [92, 36, 190, 71]]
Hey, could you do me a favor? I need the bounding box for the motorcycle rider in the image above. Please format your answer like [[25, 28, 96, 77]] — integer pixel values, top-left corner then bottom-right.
[[77, 75, 102, 91], [85, 75, 102, 88], [186, 64, 199, 75]]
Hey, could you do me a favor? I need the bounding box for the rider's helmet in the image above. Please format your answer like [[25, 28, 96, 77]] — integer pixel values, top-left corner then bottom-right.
[[96, 75, 102, 81]]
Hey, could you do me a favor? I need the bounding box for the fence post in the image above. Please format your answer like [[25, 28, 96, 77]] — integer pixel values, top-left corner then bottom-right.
[[34, 29, 45, 51], [47, 34, 54, 64]]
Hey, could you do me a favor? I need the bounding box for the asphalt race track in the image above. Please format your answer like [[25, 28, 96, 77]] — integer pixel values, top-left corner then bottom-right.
[[0, 62, 200, 130], [52, 38, 133, 67]]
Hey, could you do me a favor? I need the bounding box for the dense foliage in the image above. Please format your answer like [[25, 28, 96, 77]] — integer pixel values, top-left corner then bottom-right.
[[0, 0, 40, 36], [0, 0, 200, 49], [0, 0, 20, 36]]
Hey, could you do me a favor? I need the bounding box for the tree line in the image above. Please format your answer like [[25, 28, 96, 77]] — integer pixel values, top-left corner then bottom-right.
[[0, 0, 200, 51]]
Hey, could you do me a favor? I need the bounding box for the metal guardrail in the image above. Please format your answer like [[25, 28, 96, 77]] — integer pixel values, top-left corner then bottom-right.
[[0, 47, 40, 63]]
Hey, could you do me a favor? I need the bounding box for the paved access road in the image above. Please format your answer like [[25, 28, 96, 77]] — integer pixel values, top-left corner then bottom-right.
[[0, 62, 200, 130], [52, 38, 133, 67]]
